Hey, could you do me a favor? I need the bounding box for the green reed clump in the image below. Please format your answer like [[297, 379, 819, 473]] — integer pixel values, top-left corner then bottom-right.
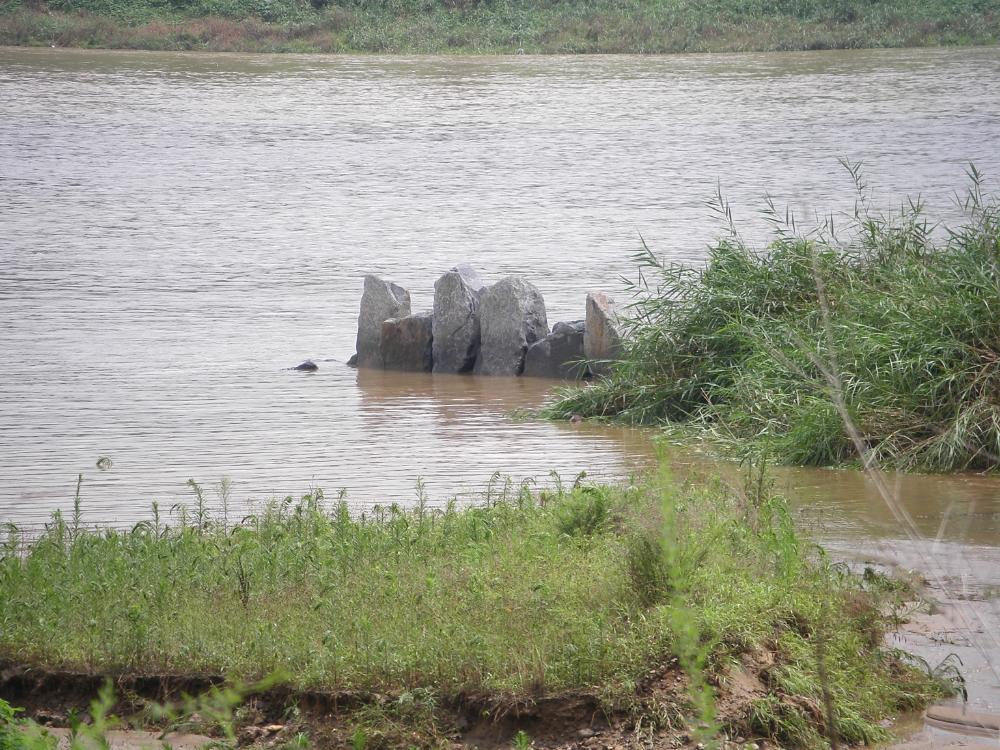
[[0, 469, 948, 747], [548, 169, 1000, 472]]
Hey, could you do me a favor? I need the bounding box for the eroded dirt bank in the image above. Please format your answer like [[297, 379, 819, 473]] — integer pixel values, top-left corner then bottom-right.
[[0, 654, 828, 750]]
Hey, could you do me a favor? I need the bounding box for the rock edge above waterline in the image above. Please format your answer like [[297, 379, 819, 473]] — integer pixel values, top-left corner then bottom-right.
[[348, 269, 621, 379]]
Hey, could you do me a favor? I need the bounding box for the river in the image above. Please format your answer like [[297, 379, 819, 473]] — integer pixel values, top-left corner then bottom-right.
[[2, 44, 999, 721]]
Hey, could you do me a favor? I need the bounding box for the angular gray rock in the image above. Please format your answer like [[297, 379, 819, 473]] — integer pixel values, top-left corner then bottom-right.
[[432, 264, 486, 373], [380, 313, 433, 372], [355, 274, 411, 369], [523, 320, 588, 380], [475, 276, 549, 376], [584, 292, 622, 375]]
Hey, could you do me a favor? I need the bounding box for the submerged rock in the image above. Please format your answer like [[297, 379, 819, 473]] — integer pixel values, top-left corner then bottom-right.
[[475, 276, 549, 376], [380, 312, 433, 372], [355, 274, 411, 369], [292, 360, 318, 372], [584, 292, 622, 375], [523, 320, 588, 379], [432, 264, 486, 373]]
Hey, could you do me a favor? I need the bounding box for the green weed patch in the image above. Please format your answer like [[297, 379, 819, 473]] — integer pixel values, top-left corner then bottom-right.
[[0, 469, 950, 746]]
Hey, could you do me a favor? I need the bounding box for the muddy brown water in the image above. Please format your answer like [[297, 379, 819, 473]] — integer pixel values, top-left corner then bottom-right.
[[1, 44, 998, 729], [2, 44, 999, 524]]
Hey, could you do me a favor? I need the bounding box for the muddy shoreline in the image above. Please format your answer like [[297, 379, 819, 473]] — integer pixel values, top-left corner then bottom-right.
[[843, 548, 1000, 749]]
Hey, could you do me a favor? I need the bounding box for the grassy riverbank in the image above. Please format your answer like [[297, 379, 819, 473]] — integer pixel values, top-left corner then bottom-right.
[[0, 470, 949, 748], [548, 170, 1000, 473], [1, 0, 998, 53]]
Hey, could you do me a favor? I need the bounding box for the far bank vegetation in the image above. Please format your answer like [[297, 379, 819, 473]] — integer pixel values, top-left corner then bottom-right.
[[1, 0, 998, 53]]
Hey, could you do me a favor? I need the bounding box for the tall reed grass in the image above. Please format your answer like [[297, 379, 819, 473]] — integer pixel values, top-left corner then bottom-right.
[[548, 167, 1000, 473]]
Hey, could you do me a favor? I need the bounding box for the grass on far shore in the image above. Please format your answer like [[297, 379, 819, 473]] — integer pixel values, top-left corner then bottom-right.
[[547, 166, 1000, 473], [0, 467, 950, 748], [0, 0, 998, 53]]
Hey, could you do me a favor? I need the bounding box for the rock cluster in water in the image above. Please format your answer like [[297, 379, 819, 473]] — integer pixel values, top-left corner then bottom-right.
[[351, 267, 622, 379]]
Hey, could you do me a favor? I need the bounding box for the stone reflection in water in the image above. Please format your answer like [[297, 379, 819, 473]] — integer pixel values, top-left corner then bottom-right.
[[353, 368, 657, 502]]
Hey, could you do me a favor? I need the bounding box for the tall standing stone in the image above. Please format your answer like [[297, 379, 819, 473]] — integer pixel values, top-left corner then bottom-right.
[[475, 276, 549, 376], [355, 274, 411, 369], [523, 320, 588, 379], [584, 292, 622, 375], [432, 264, 486, 373], [380, 313, 433, 372]]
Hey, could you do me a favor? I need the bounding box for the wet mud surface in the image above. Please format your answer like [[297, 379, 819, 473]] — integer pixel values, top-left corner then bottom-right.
[[828, 541, 1000, 749]]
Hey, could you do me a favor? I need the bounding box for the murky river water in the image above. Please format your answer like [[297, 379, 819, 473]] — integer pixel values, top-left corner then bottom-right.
[[3, 44, 1000, 528], [1, 42, 999, 723]]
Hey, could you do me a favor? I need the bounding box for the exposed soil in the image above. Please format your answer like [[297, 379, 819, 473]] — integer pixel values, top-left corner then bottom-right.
[[0, 659, 781, 750], [37, 727, 215, 750]]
